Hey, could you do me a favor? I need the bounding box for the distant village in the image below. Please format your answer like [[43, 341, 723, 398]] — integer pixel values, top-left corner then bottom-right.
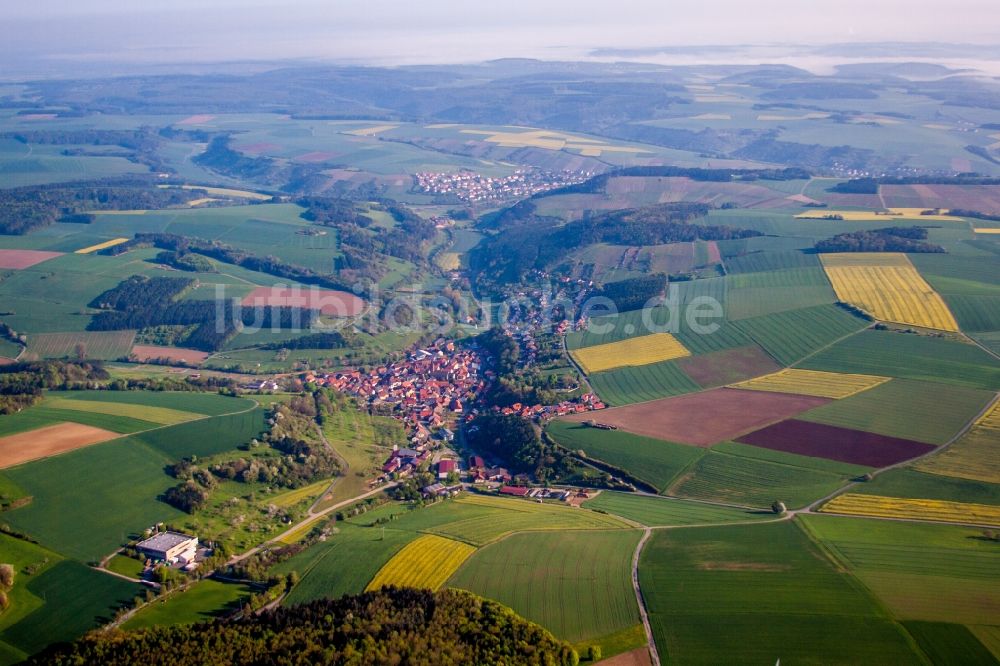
[[412, 168, 592, 204]]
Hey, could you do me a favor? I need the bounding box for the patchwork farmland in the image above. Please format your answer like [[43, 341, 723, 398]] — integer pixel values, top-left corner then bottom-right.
[[570, 332, 690, 374]]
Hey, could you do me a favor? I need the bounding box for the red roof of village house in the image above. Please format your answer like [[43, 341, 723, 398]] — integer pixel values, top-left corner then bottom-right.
[[438, 459, 456, 473], [499, 486, 529, 497]]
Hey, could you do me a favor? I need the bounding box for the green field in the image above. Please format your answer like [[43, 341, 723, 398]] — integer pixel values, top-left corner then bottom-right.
[[27, 330, 136, 360], [57, 390, 255, 416], [448, 530, 643, 651], [582, 491, 768, 526], [668, 450, 851, 509], [801, 514, 1000, 626], [711, 441, 873, 477], [546, 421, 704, 492], [903, 622, 998, 666], [850, 468, 1000, 506], [122, 579, 255, 630], [43, 396, 201, 426], [105, 554, 145, 578], [275, 523, 416, 604], [801, 329, 1000, 390], [724, 249, 821, 274], [638, 521, 922, 664], [0, 560, 140, 657], [132, 406, 266, 460], [1, 438, 184, 562], [586, 360, 701, 406], [725, 267, 836, 320], [799, 378, 996, 444], [732, 304, 870, 366], [0, 406, 158, 437]]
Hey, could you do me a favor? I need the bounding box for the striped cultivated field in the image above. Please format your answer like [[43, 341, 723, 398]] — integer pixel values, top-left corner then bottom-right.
[[915, 400, 1000, 484], [820, 494, 1000, 526], [43, 397, 199, 426], [366, 534, 476, 591], [820, 253, 959, 331], [731, 369, 890, 399], [27, 330, 136, 361], [571, 332, 690, 374]]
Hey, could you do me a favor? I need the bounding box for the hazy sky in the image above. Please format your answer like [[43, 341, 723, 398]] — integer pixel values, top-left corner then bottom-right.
[[3, 0, 999, 74]]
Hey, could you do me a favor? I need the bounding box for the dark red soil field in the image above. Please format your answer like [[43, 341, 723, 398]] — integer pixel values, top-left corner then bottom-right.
[[0, 250, 63, 269], [241, 286, 366, 317], [881, 184, 1000, 214], [677, 345, 781, 388], [737, 419, 936, 467], [561, 387, 830, 446]]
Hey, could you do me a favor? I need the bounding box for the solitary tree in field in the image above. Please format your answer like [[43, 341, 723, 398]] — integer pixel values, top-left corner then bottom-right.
[[771, 500, 787, 515], [0, 563, 14, 589], [74, 341, 87, 361]]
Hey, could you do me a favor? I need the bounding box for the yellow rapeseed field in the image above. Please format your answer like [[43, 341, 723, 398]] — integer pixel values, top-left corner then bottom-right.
[[75, 237, 130, 254], [916, 400, 1000, 484], [730, 369, 890, 399], [820, 493, 1000, 526], [974, 228, 1000, 235], [571, 333, 691, 374], [344, 125, 399, 136], [820, 253, 959, 331], [366, 534, 476, 591], [460, 128, 649, 155], [796, 208, 964, 222]]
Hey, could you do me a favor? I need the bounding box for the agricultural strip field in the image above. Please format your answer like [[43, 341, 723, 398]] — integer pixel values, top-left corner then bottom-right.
[[270, 479, 331, 509], [0, 250, 62, 269], [274, 524, 416, 604], [545, 421, 704, 492], [448, 530, 643, 652], [800, 329, 1000, 390], [724, 249, 820, 275], [0, 560, 140, 658], [0, 423, 120, 469], [74, 238, 129, 254], [582, 491, 768, 526], [724, 266, 836, 320], [668, 449, 852, 509], [675, 345, 781, 388], [586, 360, 701, 406], [915, 401, 1000, 483], [737, 419, 936, 467], [732, 303, 870, 366], [638, 521, 921, 664], [850, 468, 1000, 506], [730, 368, 890, 399], [366, 534, 477, 592], [54, 390, 255, 416], [424, 494, 629, 546], [820, 494, 1000, 526], [43, 396, 200, 426], [800, 515, 1000, 626], [0, 437, 185, 561], [132, 407, 266, 460], [820, 252, 959, 331], [570, 332, 690, 374], [797, 378, 996, 444], [27, 330, 136, 360], [130, 345, 209, 364], [560, 388, 830, 447], [0, 406, 158, 438], [903, 622, 999, 666], [241, 286, 366, 317], [122, 580, 256, 631]]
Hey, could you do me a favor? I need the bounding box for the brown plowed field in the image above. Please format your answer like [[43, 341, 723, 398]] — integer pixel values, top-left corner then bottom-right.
[[0, 422, 120, 469], [881, 184, 1000, 213], [738, 419, 936, 467], [131, 345, 209, 364], [677, 345, 781, 388], [561, 388, 830, 446], [0, 249, 63, 269], [595, 647, 653, 666], [241, 286, 366, 317]]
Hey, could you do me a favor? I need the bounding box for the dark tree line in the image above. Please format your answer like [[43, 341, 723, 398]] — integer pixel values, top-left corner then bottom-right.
[[472, 202, 758, 287], [0, 179, 204, 235], [815, 226, 945, 254], [0, 361, 109, 414], [591, 273, 668, 313], [106, 232, 354, 292], [31, 587, 579, 666], [88, 275, 318, 351]]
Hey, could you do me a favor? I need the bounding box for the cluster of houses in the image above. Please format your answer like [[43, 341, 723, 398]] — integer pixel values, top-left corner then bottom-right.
[[412, 169, 591, 204], [303, 339, 486, 438], [497, 392, 606, 419]]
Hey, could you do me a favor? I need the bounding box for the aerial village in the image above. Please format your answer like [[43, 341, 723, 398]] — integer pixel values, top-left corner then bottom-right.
[[412, 168, 591, 204]]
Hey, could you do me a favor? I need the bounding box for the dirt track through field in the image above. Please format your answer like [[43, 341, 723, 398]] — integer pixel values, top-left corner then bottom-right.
[[0, 422, 120, 468]]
